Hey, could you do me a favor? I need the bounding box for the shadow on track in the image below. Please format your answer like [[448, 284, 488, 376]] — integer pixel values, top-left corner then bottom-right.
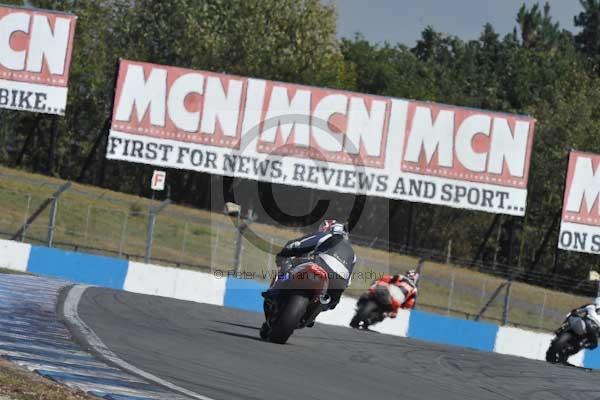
[[212, 321, 260, 331], [206, 329, 264, 342]]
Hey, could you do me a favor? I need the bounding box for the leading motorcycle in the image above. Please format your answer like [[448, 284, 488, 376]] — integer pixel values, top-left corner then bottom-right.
[[260, 258, 331, 344], [546, 308, 600, 364]]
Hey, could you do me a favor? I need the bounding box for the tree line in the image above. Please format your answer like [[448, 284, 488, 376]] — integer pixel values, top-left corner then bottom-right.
[[2, 0, 600, 284]]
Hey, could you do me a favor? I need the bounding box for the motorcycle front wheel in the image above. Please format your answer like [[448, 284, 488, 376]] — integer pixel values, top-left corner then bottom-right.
[[350, 300, 380, 329], [546, 331, 577, 364], [269, 294, 309, 344]]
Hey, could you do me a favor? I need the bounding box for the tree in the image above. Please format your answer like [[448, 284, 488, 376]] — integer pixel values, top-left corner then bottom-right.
[[575, 0, 600, 61], [126, 0, 352, 88]]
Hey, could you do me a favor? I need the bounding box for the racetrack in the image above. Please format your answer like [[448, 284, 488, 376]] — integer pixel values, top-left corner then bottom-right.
[[76, 287, 600, 400]]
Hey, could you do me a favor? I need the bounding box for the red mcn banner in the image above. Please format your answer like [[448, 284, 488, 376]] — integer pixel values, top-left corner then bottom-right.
[[107, 59, 537, 216], [559, 151, 600, 254], [0, 6, 77, 115]]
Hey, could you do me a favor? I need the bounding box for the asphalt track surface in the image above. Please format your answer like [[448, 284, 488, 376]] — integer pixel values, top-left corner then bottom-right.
[[76, 287, 600, 400]]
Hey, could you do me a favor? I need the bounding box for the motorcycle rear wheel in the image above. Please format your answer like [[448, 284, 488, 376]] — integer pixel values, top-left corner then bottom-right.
[[546, 331, 577, 364], [269, 294, 309, 344], [350, 300, 379, 329]]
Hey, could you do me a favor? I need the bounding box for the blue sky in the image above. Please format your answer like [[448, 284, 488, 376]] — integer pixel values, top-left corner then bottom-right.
[[333, 0, 581, 45]]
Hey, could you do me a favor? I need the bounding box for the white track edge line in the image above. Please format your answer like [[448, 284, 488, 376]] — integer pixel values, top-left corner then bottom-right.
[[62, 285, 215, 400]]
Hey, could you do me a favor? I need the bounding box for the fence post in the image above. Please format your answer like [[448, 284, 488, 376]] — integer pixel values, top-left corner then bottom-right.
[[20, 195, 31, 242], [12, 182, 71, 243], [118, 213, 128, 257], [266, 237, 274, 270], [144, 212, 156, 264], [447, 269, 456, 315], [83, 204, 92, 245], [415, 257, 425, 275], [178, 222, 188, 264], [446, 239, 452, 265], [47, 195, 59, 247], [480, 280, 487, 306], [144, 199, 171, 264], [539, 290, 547, 329], [47, 183, 72, 247], [502, 280, 512, 326], [233, 223, 247, 274], [212, 224, 221, 272], [475, 281, 508, 321]]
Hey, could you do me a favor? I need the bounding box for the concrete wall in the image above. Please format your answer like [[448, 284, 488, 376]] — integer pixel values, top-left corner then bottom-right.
[[124, 261, 226, 305], [0, 239, 30, 272], [0, 238, 594, 368]]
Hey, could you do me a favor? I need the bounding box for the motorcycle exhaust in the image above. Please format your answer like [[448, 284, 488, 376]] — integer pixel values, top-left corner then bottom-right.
[[319, 294, 331, 305]]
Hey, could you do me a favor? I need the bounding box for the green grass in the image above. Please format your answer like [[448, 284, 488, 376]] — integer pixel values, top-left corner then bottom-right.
[[0, 165, 589, 331]]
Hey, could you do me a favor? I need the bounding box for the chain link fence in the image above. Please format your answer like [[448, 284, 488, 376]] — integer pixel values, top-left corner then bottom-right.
[[0, 172, 593, 332]]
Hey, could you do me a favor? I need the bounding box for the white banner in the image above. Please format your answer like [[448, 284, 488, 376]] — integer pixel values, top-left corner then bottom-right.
[[107, 60, 537, 216], [559, 151, 600, 254], [0, 6, 77, 115]]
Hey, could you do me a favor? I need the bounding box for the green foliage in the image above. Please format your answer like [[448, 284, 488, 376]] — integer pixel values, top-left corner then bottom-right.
[[4, 0, 600, 285], [575, 0, 600, 63]]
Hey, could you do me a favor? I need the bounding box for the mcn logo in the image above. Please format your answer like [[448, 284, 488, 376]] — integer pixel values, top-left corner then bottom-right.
[[564, 152, 600, 226], [0, 7, 76, 83], [402, 103, 534, 189], [255, 82, 390, 168], [0, 6, 77, 115]]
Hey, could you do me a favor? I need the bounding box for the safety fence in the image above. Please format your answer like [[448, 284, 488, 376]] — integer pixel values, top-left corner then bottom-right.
[[0, 171, 593, 332]]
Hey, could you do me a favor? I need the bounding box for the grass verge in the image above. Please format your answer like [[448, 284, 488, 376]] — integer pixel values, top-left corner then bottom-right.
[[0, 358, 95, 400]]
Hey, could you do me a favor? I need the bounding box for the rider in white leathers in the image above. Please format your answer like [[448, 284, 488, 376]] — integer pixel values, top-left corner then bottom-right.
[[585, 297, 600, 329]]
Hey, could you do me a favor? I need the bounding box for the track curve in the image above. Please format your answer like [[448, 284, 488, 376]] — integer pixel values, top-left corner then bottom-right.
[[76, 287, 600, 400]]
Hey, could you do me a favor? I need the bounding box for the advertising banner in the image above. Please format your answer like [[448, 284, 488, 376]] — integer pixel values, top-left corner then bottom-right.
[[107, 60, 537, 216], [0, 6, 77, 115], [559, 151, 600, 254]]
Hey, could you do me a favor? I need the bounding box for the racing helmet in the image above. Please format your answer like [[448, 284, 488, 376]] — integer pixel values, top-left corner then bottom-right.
[[405, 269, 420, 285], [318, 219, 337, 233], [318, 219, 349, 238], [594, 297, 600, 308]]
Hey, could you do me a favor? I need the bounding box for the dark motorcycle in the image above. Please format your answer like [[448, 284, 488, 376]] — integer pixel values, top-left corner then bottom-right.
[[546, 308, 600, 364], [350, 281, 403, 330], [260, 259, 331, 344]]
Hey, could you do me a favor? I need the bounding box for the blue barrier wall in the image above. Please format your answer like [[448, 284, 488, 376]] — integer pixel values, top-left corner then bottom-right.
[[584, 349, 600, 369], [223, 278, 267, 313], [407, 310, 499, 352], [27, 246, 128, 289]]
